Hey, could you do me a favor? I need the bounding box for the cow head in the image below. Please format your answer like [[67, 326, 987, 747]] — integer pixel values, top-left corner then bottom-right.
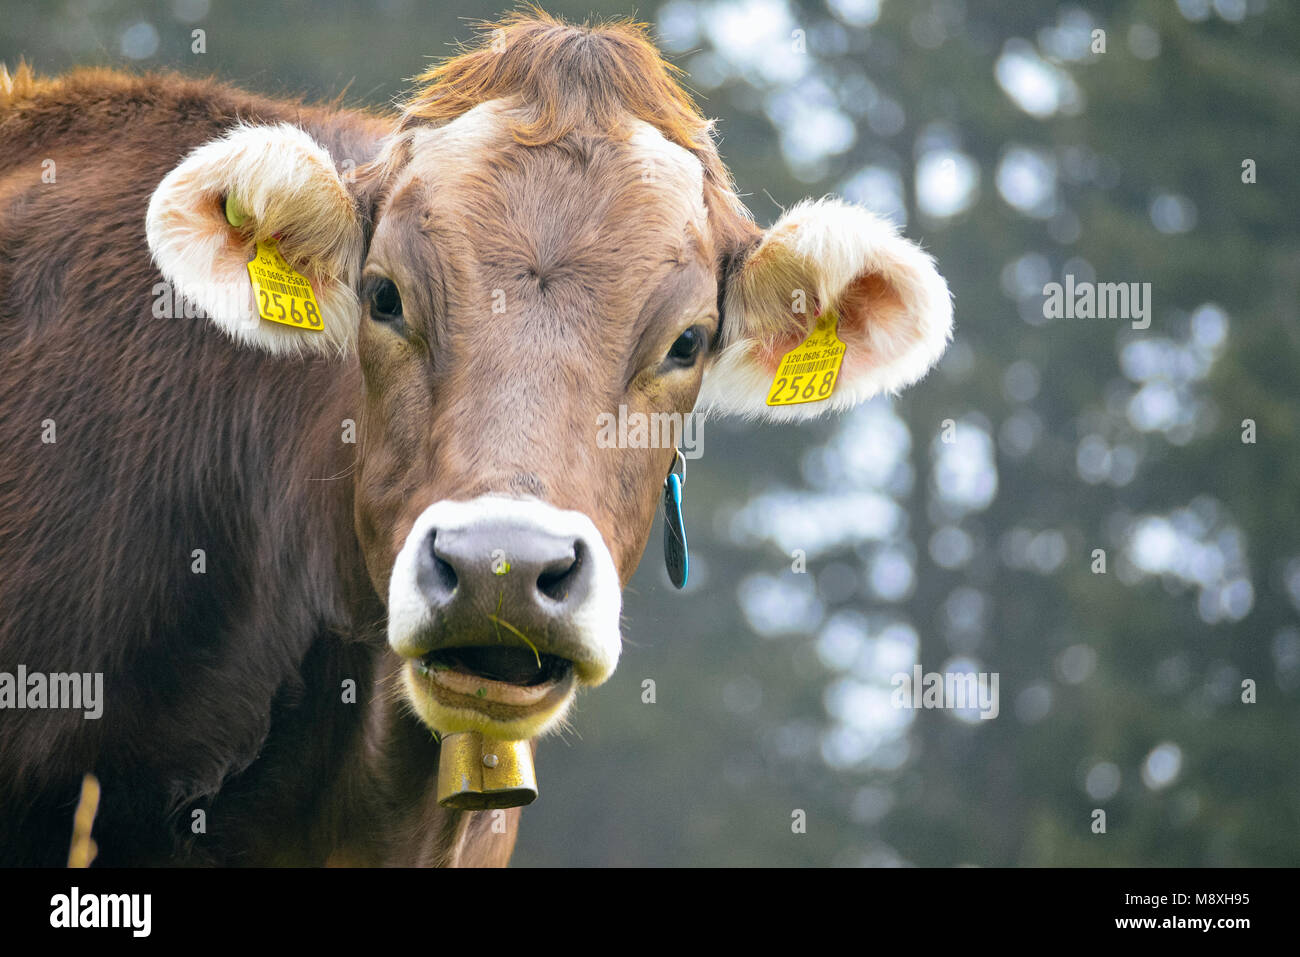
[[146, 15, 951, 750]]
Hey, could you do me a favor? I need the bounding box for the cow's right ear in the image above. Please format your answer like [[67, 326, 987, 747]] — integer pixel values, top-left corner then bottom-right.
[[698, 199, 951, 420], [146, 123, 363, 357]]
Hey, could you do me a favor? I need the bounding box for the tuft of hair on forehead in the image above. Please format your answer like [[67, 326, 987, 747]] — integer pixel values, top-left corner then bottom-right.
[[402, 9, 706, 149], [0, 60, 39, 107], [397, 7, 758, 255]]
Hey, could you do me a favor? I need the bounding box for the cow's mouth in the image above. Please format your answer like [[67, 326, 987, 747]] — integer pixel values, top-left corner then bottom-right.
[[402, 643, 578, 739], [417, 647, 572, 690]]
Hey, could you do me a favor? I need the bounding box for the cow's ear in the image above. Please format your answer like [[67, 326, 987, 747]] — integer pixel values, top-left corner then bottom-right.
[[698, 198, 952, 420], [146, 123, 363, 357]]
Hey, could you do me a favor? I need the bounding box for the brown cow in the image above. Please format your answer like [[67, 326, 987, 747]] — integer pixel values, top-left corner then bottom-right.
[[0, 11, 951, 866]]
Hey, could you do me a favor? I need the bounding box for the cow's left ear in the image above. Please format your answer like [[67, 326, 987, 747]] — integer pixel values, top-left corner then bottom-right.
[[698, 198, 952, 420], [146, 123, 363, 357]]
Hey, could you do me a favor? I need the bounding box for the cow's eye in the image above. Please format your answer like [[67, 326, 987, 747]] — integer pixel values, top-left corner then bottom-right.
[[369, 278, 403, 321], [667, 326, 704, 366]]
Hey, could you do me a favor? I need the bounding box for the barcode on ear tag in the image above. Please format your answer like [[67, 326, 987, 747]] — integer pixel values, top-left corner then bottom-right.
[[247, 240, 324, 331], [766, 309, 845, 406]]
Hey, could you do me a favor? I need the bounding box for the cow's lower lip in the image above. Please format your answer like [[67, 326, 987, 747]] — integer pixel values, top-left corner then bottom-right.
[[412, 647, 574, 708]]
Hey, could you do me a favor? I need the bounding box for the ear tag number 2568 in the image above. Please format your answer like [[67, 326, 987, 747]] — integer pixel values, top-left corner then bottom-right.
[[766, 309, 845, 406], [247, 240, 324, 332]]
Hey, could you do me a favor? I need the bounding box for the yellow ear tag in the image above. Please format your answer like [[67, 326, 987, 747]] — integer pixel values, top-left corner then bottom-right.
[[246, 240, 324, 332], [765, 309, 846, 406]]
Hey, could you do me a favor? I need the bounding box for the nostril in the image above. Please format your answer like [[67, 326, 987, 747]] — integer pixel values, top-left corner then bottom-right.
[[536, 540, 584, 602], [428, 532, 459, 594]]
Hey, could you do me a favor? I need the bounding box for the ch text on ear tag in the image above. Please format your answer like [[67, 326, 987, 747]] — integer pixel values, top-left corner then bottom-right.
[[663, 472, 688, 589], [246, 240, 325, 332], [766, 309, 845, 406]]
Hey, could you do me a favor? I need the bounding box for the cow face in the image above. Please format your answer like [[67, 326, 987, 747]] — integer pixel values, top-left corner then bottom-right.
[[349, 103, 721, 741], [146, 30, 951, 746]]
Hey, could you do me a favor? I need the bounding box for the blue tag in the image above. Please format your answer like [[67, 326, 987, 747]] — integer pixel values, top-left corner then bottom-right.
[[663, 472, 688, 589]]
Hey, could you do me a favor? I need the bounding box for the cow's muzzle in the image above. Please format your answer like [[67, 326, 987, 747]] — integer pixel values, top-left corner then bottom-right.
[[387, 496, 622, 744]]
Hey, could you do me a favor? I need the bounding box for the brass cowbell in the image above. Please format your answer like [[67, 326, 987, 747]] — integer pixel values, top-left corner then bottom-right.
[[436, 731, 538, 810]]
